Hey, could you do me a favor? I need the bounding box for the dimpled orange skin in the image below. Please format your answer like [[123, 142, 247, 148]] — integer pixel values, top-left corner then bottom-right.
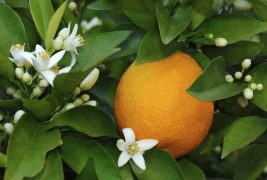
[[114, 51, 214, 158]]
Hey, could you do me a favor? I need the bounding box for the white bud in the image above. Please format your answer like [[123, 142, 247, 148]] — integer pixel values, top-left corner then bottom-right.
[[68, 2, 77, 11], [207, 33, 214, 39], [6, 87, 16, 96], [225, 74, 234, 83], [15, 67, 24, 79], [0, 113, 3, 121], [215, 38, 227, 47], [81, 94, 90, 102], [64, 103, 76, 110], [214, 146, 222, 153], [14, 110, 25, 124], [32, 86, 44, 97], [53, 36, 64, 50], [256, 83, 263, 91], [59, 28, 70, 39], [234, 71, 243, 79], [233, 0, 252, 11], [237, 96, 248, 108], [242, 58, 251, 69], [22, 72, 32, 83], [4, 123, 14, 135], [73, 87, 81, 96], [244, 75, 252, 82], [73, 99, 83, 106], [39, 79, 49, 88], [243, 88, 254, 100], [80, 68, 100, 91], [250, 83, 257, 90], [84, 100, 97, 106]]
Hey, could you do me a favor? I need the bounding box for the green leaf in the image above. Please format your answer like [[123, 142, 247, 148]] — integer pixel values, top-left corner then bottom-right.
[[23, 99, 56, 122], [21, 17, 40, 48], [197, 15, 267, 44], [29, 0, 54, 40], [49, 106, 118, 138], [87, 0, 119, 10], [0, 99, 22, 109], [5, 0, 29, 8], [117, 0, 156, 30], [252, 0, 267, 22], [136, 30, 180, 65], [5, 114, 61, 180], [0, 152, 6, 168], [202, 41, 263, 67], [28, 150, 63, 180], [182, 47, 211, 69], [61, 135, 122, 179], [45, 1, 67, 49], [131, 149, 183, 180], [178, 159, 206, 180], [222, 116, 267, 159], [250, 62, 267, 111], [234, 144, 267, 180], [0, 53, 14, 80], [156, 3, 192, 44], [187, 57, 246, 101], [191, 0, 212, 29], [0, 3, 28, 55]]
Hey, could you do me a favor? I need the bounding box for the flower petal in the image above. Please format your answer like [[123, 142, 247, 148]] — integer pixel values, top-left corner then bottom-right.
[[117, 139, 127, 151], [136, 139, 158, 151], [118, 151, 131, 167], [132, 152, 146, 170], [70, 24, 78, 38], [122, 128, 136, 144], [20, 52, 35, 65], [35, 44, 45, 54], [48, 50, 66, 69], [40, 70, 56, 86]]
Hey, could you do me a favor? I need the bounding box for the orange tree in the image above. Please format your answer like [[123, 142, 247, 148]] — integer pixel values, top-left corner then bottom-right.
[[0, 0, 267, 179]]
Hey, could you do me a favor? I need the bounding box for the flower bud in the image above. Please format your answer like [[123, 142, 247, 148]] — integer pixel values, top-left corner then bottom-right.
[[233, 0, 252, 11], [73, 87, 81, 96], [53, 36, 64, 50], [81, 94, 90, 102], [207, 33, 214, 39], [39, 79, 49, 88], [6, 87, 16, 96], [14, 110, 25, 124], [243, 88, 253, 100], [73, 99, 83, 106], [215, 38, 227, 47], [214, 146, 222, 153], [234, 71, 242, 79], [256, 83, 263, 91], [242, 58, 251, 69], [84, 100, 97, 106], [80, 68, 100, 91], [4, 123, 14, 135], [32, 86, 44, 97], [237, 96, 248, 108], [250, 83, 257, 90], [64, 103, 75, 110], [68, 2, 77, 11], [22, 72, 32, 83], [244, 75, 252, 82], [15, 67, 24, 79], [85, 17, 103, 31], [225, 74, 234, 83], [59, 27, 70, 39]]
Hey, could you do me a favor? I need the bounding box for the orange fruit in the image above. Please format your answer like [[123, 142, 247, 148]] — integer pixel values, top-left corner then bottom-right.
[[114, 51, 214, 158]]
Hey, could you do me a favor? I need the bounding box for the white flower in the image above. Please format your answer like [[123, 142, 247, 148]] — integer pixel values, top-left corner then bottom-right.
[[225, 74, 234, 83], [58, 25, 71, 39], [234, 71, 243, 79], [68, 2, 77, 11], [53, 36, 64, 50], [84, 100, 97, 106], [80, 68, 100, 91], [243, 88, 253, 100], [214, 38, 228, 47], [117, 128, 158, 170], [63, 24, 84, 54], [242, 58, 251, 69], [4, 123, 14, 135], [9, 44, 28, 67], [233, 0, 252, 11], [14, 110, 25, 124]]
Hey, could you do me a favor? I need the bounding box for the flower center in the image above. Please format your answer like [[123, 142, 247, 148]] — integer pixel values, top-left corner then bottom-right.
[[52, 66, 60, 73], [12, 44, 24, 50], [40, 51, 50, 60], [127, 143, 138, 155], [77, 35, 85, 44]]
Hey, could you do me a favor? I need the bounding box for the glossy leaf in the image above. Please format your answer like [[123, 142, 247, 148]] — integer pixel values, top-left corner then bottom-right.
[[117, 0, 156, 30], [0, 3, 28, 55], [182, 47, 210, 69], [29, 0, 54, 40], [203, 41, 263, 67], [191, 0, 212, 29], [5, 0, 29, 8], [136, 30, 180, 65], [178, 159, 206, 180], [45, 1, 67, 49], [131, 149, 184, 180], [0, 53, 14, 80], [5, 114, 61, 180], [250, 62, 267, 111], [197, 15, 267, 44], [88, 0, 119, 10], [0, 99, 22, 109], [49, 106, 118, 138], [156, 3, 192, 44], [187, 57, 246, 101], [222, 116, 267, 158], [252, 0, 267, 22]]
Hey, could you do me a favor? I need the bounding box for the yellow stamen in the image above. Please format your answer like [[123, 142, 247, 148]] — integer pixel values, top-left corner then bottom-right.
[[127, 143, 138, 155], [52, 66, 60, 73], [77, 34, 85, 44], [11, 44, 24, 50], [39, 51, 50, 61]]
